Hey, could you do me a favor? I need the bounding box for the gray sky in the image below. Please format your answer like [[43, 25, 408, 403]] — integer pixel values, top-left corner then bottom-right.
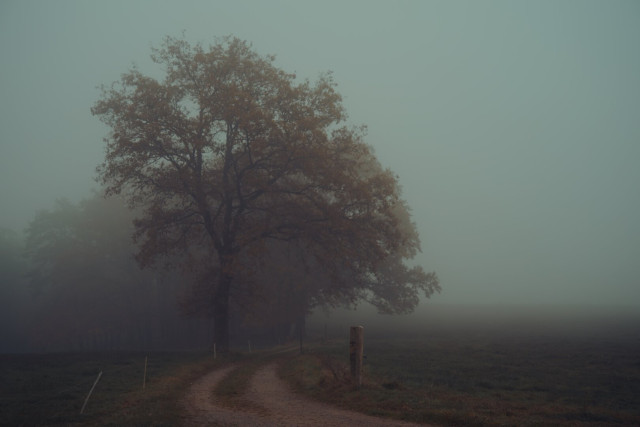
[[1, 0, 639, 306]]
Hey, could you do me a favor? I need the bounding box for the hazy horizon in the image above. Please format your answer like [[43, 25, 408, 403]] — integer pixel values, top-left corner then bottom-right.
[[1, 0, 639, 307]]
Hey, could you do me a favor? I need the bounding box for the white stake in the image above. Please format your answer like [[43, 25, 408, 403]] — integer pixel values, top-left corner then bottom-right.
[[80, 371, 103, 414]]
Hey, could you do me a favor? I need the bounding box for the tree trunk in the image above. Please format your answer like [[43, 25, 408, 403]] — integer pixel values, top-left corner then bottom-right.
[[213, 269, 232, 353], [297, 315, 306, 354], [214, 126, 236, 355]]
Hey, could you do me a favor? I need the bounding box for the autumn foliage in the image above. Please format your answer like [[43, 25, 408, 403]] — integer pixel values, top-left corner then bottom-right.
[[92, 36, 439, 352]]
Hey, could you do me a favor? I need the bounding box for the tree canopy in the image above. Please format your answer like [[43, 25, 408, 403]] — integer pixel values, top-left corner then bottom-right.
[[92, 36, 439, 351]]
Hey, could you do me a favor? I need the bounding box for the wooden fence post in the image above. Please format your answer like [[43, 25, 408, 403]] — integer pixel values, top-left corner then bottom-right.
[[349, 326, 364, 388], [142, 355, 148, 390]]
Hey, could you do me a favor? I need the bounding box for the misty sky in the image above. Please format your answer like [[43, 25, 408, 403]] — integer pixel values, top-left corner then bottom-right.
[[1, 0, 639, 306]]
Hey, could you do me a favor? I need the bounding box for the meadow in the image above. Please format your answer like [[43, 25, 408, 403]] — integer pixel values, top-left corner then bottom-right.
[[285, 305, 640, 426], [2, 305, 639, 426], [0, 351, 219, 426]]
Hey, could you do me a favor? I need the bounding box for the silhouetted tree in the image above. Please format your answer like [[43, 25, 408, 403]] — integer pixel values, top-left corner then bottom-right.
[[23, 194, 209, 351], [0, 228, 31, 351], [92, 36, 439, 352], [24, 196, 137, 349], [232, 195, 439, 343]]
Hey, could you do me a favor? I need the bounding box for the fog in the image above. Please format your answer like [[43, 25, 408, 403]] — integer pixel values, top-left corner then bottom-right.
[[1, 0, 639, 309]]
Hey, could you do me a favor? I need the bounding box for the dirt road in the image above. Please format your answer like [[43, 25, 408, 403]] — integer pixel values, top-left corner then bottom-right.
[[182, 361, 428, 426]]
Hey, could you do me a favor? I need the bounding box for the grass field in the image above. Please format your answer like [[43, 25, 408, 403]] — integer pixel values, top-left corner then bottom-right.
[[2, 306, 639, 426], [281, 323, 640, 426], [0, 351, 221, 426]]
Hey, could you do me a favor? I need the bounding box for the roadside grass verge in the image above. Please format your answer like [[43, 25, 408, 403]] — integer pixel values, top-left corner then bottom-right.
[[279, 333, 640, 426]]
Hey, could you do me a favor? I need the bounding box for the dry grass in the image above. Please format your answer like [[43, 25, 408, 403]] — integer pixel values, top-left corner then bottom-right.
[[279, 332, 640, 426]]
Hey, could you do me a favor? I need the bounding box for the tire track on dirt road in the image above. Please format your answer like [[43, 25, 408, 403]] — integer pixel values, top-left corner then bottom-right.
[[182, 358, 430, 426]]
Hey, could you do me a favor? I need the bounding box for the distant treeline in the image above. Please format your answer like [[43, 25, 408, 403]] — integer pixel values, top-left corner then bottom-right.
[[0, 194, 303, 353]]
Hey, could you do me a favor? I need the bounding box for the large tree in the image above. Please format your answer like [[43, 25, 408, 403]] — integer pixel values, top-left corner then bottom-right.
[[92, 36, 439, 352]]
